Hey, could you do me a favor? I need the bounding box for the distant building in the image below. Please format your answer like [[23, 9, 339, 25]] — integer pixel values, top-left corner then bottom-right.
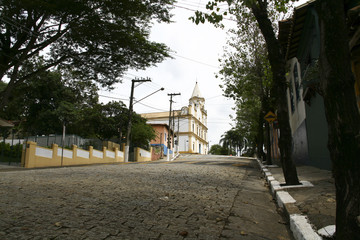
[[149, 122, 173, 157], [142, 82, 208, 154]]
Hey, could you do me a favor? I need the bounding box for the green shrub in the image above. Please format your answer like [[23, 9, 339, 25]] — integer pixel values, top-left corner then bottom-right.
[[0, 142, 23, 161]]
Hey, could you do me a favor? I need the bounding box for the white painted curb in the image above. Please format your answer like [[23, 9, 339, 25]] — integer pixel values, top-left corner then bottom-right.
[[256, 159, 322, 240], [270, 180, 282, 194], [276, 191, 296, 209], [290, 214, 322, 240]]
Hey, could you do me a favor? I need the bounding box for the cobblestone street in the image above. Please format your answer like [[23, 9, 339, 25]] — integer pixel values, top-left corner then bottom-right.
[[0, 155, 293, 239]]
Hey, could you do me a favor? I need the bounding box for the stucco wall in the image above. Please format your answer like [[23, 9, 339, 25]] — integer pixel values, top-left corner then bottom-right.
[[24, 141, 124, 168], [287, 58, 307, 135], [135, 147, 152, 162]]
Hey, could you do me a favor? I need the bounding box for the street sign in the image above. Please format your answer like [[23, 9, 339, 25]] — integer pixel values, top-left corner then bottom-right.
[[264, 111, 277, 123]]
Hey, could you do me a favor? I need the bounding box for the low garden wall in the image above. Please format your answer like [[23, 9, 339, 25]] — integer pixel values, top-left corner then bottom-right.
[[23, 141, 124, 168], [134, 147, 152, 162]]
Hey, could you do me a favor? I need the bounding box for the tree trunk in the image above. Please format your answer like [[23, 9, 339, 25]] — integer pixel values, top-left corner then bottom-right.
[[265, 121, 272, 165], [251, 1, 299, 185], [317, 0, 360, 238], [255, 45, 268, 163], [256, 110, 266, 161]]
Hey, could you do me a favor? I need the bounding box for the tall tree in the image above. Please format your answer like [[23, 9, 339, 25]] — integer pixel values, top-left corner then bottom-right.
[[218, 6, 274, 162], [75, 101, 129, 141], [209, 144, 230, 155], [0, 68, 83, 135], [316, 0, 360, 238], [220, 129, 243, 155], [74, 101, 155, 148], [0, 0, 174, 108], [195, 0, 360, 237], [131, 116, 156, 150], [192, 0, 300, 185]]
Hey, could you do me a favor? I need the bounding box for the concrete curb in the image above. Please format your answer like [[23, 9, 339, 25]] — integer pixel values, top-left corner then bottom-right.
[[256, 159, 323, 240]]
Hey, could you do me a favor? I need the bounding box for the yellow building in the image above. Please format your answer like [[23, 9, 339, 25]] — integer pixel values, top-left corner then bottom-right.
[[141, 82, 208, 154]]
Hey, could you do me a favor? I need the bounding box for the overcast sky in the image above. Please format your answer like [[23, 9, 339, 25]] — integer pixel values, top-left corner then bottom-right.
[[99, 0, 236, 146], [99, 0, 308, 146]]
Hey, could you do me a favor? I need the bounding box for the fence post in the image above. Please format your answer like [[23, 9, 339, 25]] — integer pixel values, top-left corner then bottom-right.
[[72, 145, 78, 164], [114, 147, 118, 162], [103, 146, 107, 162], [52, 144, 59, 166], [88, 145, 93, 162], [24, 141, 37, 168]]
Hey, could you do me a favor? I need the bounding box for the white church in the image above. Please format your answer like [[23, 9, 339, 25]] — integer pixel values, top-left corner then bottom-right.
[[141, 82, 208, 154]]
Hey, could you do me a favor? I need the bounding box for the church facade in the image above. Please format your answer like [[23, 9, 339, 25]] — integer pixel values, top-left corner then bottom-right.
[[141, 82, 208, 155]]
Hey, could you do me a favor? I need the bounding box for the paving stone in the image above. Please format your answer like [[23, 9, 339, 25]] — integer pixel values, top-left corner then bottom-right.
[[0, 155, 292, 239]]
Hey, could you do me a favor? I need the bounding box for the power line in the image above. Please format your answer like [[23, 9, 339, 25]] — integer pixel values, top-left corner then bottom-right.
[[173, 4, 236, 22], [136, 102, 168, 112], [206, 95, 223, 100], [176, 1, 208, 10], [172, 53, 219, 69], [98, 94, 128, 101]]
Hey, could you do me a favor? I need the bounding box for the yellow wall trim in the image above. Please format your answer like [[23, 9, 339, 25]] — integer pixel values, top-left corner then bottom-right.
[[135, 147, 152, 162], [23, 141, 124, 168]]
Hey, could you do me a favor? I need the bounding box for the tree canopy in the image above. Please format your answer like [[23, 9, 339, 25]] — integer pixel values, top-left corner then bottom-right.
[[218, 5, 274, 159], [193, 0, 360, 237], [0, 68, 155, 147], [0, 0, 174, 108], [192, 0, 300, 185], [209, 144, 234, 155]]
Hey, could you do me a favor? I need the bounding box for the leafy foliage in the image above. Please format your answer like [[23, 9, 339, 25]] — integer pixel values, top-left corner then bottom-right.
[[209, 144, 235, 155], [0, 66, 89, 135], [0, 0, 175, 107], [216, 1, 275, 155], [219, 129, 243, 155], [0, 142, 22, 162], [131, 117, 156, 150], [192, 0, 301, 185], [0, 68, 155, 147], [67, 100, 155, 148]]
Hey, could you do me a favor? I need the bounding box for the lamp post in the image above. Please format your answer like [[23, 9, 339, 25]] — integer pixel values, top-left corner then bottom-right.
[[167, 93, 181, 161], [124, 79, 164, 162]]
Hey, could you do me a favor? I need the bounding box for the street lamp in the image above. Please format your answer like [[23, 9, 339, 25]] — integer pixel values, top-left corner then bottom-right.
[[124, 82, 164, 162], [133, 88, 164, 105]]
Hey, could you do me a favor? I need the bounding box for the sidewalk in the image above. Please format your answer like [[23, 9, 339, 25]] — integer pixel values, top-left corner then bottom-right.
[[257, 160, 336, 239], [0, 162, 24, 172]]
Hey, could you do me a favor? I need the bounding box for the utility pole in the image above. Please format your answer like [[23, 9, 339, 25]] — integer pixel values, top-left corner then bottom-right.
[[125, 77, 151, 162], [177, 111, 180, 154], [167, 93, 180, 161], [172, 109, 175, 150]]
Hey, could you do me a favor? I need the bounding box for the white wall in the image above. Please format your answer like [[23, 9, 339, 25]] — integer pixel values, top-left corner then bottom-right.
[[178, 118, 189, 132], [179, 135, 189, 152], [287, 58, 307, 135]]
